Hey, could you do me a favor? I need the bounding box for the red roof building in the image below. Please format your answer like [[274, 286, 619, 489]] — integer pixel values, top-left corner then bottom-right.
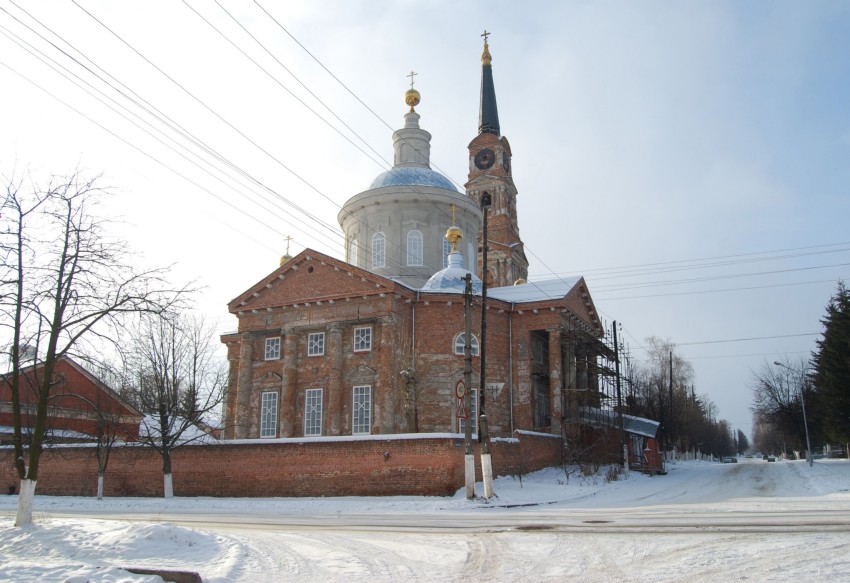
[[0, 356, 142, 444]]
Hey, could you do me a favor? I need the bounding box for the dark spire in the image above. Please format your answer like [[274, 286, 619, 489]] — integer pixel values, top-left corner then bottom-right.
[[478, 32, 500, 136]]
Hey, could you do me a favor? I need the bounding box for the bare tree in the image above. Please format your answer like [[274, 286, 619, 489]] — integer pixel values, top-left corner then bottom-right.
[[84, 364, 141, 500], [121, 312, 226, 498], [630, 337, 694, 451], [1, 171, 184, 526], [751, 357, 811, 456]]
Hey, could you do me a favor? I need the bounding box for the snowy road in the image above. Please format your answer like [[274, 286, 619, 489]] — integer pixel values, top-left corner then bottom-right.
[[3, 459, 850, 582]]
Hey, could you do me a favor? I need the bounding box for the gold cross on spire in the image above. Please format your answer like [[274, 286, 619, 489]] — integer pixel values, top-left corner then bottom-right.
[[406, 70, 418, 88], [450, 203, 457, 224], [481, 30, 490, 43], [284, 235, 292, 255]]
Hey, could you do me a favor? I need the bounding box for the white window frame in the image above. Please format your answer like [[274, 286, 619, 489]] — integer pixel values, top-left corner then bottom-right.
[[459, 388, 479, 434], [352, 385, 372, 435], [454, 332, 480, 356], [406, 230, 423, 267], [353, 326, 372, 352], [264, 337, 281, 360], [443, 237, 451, 268], [305, 388, 323, 436], [372, 232, 386, 268], [260, 391, 278, 438], [307, 332, 325, 357]]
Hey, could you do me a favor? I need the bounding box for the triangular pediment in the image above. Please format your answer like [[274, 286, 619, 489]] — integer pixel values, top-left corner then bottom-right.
[[228, 249, 407, 313], [563, 277, 603, 335]]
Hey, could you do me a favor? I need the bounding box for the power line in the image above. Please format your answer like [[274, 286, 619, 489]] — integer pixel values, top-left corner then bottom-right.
[[545, 241, 850, 279], [0, 58, 285, 255], [0, 12, 341, 253], [70, 0, 345, 235], [685, 350, 811, 360], [594, 277, 847, 301], [675, 333, 820, 347]]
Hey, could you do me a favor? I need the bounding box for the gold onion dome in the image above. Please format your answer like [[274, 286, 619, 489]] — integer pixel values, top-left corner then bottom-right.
[[445, 225, 463, 252], [405, 87, 421, 112], [279, 253, 292, 267], [513, 278, 528, 286]]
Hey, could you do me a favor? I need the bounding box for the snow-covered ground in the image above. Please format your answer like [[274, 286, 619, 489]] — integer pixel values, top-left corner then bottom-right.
[[2, 458, 849, 582]]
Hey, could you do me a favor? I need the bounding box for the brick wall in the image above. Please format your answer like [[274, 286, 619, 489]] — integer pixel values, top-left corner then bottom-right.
[[1, 432, 561, 498]]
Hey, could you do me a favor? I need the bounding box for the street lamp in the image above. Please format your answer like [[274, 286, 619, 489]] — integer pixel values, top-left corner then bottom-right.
[[774, 361, 813, 467]]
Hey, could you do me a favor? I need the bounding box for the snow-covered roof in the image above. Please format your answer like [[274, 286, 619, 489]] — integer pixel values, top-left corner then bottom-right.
[[369, 167, 458, 192], [420, 250, 482, 294], [577, 407, 660, 439], [0, 425, 94, 441], [488, 276, 582, 303], [139, 415, 218, 444]]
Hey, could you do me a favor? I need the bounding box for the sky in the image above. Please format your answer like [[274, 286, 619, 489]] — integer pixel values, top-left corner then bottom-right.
[[2, 459, 850, 580], [1, 1, 849, 438]]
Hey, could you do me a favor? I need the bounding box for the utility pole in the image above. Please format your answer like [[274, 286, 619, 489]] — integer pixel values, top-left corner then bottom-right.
[[613, 321, 626, 468], [479, 192, 494, 498], [462, 274, 475, 499], [669, 349, 674, 456]]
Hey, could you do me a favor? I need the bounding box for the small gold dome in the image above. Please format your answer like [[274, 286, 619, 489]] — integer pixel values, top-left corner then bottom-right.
[[280, 254, 293, 267], [513, 278, 527, 286], [445, 225, 463, 252], [405, 88, 421, 112]]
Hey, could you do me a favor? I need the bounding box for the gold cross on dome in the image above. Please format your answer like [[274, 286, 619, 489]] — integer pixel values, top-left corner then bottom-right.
[[284, 235, 292, 255], [481, 30, 490, 43], [407, 70, 418, 88], [450, 203, 457, 224]]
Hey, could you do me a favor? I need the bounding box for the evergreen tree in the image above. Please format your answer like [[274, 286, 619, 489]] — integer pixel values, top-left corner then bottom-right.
[[811, 281, 850, 445]]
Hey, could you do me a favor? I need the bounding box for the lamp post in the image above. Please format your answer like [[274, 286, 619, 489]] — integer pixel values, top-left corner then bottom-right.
[[773, 361, 813, 467]]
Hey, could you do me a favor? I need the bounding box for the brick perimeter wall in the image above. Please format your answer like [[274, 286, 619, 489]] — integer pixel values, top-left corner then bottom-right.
[[1, 432, 561, 498]]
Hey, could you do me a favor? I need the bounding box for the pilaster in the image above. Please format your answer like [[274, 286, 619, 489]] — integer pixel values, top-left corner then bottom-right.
[[235, 333, 253, 439], [280, 330, 298, 437]]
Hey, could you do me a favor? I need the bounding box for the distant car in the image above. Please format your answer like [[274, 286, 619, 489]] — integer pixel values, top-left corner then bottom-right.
[[763, 454, 769, 460], [745, 455, 753, 458], [767, 456, 777, 462], [722, 456, 738, 463]]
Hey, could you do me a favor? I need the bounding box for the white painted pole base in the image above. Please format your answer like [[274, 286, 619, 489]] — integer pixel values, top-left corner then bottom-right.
[[163, 473, 174, 498], [481, 453, 494, 499], [465, 454, 475, 500], [15, 479, 36, 526]]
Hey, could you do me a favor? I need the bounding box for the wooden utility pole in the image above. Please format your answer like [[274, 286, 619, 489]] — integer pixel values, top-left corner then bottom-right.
[[613, 321, 626, 468], [479, 192, 494, 498], [463, 274, 475, 499]]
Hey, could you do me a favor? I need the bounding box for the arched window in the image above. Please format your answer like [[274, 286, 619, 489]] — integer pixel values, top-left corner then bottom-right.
[[348, 238, 358, 265], [454, 333, 480, 356], [371, 232, 385, 268], [443, 238, 451, 268], [407, 230, 423, 266]]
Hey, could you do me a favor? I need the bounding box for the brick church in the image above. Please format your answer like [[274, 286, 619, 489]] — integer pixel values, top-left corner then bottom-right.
[[221, 39, 611, 445]]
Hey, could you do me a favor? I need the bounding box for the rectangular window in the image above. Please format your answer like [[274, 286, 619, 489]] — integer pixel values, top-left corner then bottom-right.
[[459, 389, 479, 434], [353, 385, 372, 435], [264, 337, 281, 360], [307, 332, 325, 356], [305, 388, 323, 436], [260, 391, 278, 438], [353, 326, 372, 352]]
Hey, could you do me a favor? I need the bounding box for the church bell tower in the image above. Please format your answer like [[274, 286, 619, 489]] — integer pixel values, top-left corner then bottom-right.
[[465, 32, 528, 288]]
